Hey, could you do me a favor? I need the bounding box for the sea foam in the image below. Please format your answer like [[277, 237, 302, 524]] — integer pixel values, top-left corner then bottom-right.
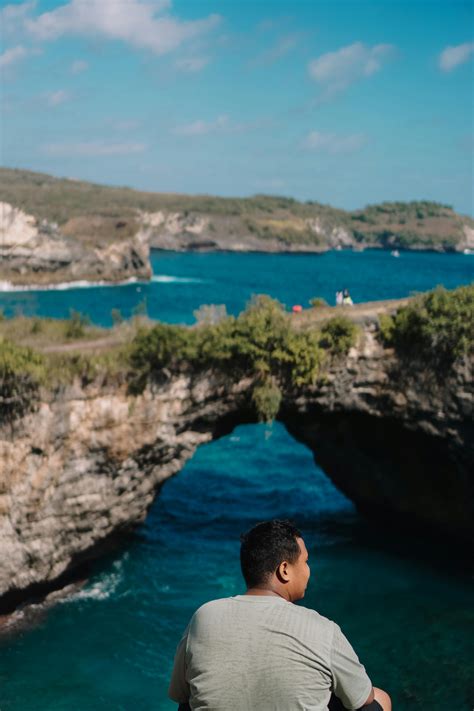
[[151, 275, 206, 283], [0, 277, 141, 293]]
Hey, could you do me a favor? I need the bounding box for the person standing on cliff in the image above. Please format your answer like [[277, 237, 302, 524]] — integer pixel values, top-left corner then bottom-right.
[[168, 519, 391, 711]]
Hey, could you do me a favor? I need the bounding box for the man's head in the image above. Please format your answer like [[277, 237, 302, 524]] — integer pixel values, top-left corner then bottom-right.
[[240, 519, 310, 601]]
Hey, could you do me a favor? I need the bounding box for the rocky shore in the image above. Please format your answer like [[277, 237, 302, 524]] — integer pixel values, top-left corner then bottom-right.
[[0, 305, 472, 612], [1, 167, 473, 287], [0, 202, 151, 287]]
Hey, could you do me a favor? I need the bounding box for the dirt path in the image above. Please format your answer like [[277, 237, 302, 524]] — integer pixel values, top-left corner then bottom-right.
[[294, 296, 410, 326]]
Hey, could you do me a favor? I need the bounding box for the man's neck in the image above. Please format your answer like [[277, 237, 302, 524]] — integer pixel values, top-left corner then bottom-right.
[[245, 586, 290, 601]]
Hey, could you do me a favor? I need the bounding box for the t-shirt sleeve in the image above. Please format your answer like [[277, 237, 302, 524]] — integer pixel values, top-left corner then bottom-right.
[[168, 626, 190, 703], [330, 623, 373, 711]]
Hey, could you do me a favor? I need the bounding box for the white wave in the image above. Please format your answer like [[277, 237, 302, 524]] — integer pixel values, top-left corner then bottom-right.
[[151, 275, 205, 284], [61, 558, 125, 604], [0, 277, 141, 293]]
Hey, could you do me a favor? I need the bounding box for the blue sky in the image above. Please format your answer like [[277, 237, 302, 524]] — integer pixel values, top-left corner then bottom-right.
[[1, 0, 473, 214]]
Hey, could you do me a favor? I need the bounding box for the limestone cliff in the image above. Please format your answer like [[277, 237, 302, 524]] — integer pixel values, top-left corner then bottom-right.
[[0, 320, 472, 611], [0, 202, 151, 287], [1, 168, 473, 288]]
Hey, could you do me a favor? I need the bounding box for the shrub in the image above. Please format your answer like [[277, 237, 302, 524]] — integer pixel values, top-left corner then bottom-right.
[[193, 304, 228, 326], [111, 308, 123, 326], [309, 297, 328, 308], [0, 339, 45, 423], [252, 379, 282, 422], [319, 316, 358, 355], [65, 310, 90, 339], [379, 285, 474, 365]]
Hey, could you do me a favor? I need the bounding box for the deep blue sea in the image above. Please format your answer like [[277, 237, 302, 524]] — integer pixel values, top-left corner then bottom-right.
[[1, 250, 473, 711]]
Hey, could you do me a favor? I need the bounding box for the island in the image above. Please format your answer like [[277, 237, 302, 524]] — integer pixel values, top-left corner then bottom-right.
[[1, 167, 473, 287]]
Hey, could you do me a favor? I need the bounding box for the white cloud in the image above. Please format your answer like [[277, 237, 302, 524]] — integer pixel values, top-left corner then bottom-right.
[[175, 56, 210, 73], [46, 89, 70, 106], [439, 42, 474, 72], [304, 131, 367, 154], [172, 115, 268, 137], [41, 141, 146, 156], [23, 0, 221, 56], [172, 115, 230, 136], [71, 59, 88, 74], [308, 42, 395, 94], [0, 45, 30, 68], [0, 1, 37, 37], [252, 33, 301, 66], [171, 114, 272, 136]]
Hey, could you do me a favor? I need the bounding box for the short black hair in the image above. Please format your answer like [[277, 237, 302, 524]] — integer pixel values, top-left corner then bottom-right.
[[240, 519, 302, 588]]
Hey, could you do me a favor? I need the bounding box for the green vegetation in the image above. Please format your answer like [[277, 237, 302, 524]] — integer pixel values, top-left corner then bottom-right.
[[350, 200, 465, 251], [65, 310, 90, 339], [2, 167, 470, 251], [0, 339, 46, 423], [309, 297, 329, 308], [379, 285, 474, 366], [319, 316, 358, 356], [128, 295, 357, 419], [5, 285, 472, 425]]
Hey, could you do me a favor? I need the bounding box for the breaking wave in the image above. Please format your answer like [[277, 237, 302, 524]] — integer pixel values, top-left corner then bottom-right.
[[0, 278, 141, 292], [151, 275, 206, 283], [61, 557, 127, 604]]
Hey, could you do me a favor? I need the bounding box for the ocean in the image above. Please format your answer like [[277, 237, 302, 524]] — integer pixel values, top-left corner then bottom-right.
[[0, 249, 473, 710]]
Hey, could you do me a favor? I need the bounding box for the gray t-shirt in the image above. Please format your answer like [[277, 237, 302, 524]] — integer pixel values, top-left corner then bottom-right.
[[169, 595, 372, 711]]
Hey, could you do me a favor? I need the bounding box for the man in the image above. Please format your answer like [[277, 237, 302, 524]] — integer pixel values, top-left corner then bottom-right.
[[169, 519, 391, 711]]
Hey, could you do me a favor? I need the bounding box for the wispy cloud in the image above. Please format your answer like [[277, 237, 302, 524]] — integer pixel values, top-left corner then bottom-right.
[[439, 42, 474, 72], [175, 56, 210, 73], [251, 33, 301, 67], [303, 131, 367, 154], [308, 42, 395, 96], [41, 141, 146, 157], [0, 45, 32, 68], [46, 89, 70, 106], [71, 59, 88, 74], [172, 114, 271, 136], [172, 115, 229, 136], [17, 0, 221, 56], [0, 1, 36, 37]]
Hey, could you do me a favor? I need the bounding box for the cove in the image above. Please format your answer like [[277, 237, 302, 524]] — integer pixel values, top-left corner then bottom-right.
[[0, 250, 473, 710]]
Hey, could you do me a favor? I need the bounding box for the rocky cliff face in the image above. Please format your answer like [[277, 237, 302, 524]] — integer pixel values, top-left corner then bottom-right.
[[0, 203, 151, 286], [140, 209, 358, 253], [0, 323, 472, 611]]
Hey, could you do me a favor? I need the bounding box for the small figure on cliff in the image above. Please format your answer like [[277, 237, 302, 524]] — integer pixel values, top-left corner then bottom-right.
[[169, 519, 391, 711], [336, 290, 343, 306], [343, 288, 354, 306]]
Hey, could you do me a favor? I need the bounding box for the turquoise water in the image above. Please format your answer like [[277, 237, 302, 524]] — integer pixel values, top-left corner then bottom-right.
[[1, 250, 473, 710], [1, 249, 473, 325]]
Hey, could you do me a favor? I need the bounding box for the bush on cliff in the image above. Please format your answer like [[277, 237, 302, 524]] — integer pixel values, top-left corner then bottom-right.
[[128, 296, 357, 419], [0, 339, 46, 423], [379, 284, 474, 365]]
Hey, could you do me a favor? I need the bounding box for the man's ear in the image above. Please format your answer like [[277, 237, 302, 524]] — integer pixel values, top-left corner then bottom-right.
[[276, 560, 290, 583]]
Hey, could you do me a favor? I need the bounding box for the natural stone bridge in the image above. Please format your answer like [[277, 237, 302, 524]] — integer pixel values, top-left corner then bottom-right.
[[0, 306, 472, 612]]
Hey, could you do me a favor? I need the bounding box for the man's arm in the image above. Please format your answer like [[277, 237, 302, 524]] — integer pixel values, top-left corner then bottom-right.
[[360, 687, 391, 711], [330, 624, 391, 711], [168, 628, 190, 705]]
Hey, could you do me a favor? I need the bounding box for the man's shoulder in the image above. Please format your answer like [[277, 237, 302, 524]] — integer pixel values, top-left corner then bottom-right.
[[291, 603, 335, 631], [191, 597, 233, 620]]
